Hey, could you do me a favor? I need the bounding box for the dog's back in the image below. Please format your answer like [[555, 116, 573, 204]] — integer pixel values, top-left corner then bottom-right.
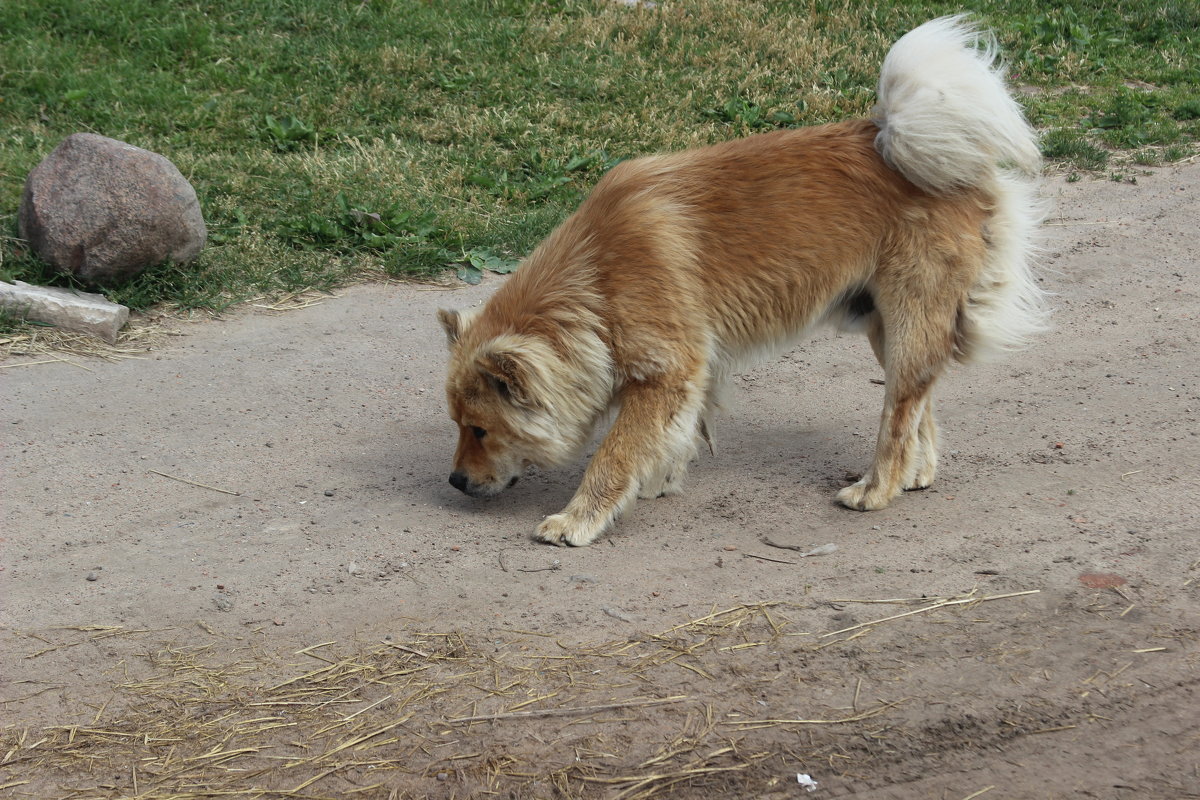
[[500, 115, 999, 379]]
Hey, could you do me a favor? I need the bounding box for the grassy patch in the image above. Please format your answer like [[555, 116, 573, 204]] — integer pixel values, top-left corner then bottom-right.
[[1, 0, 1197, 318], [1040, 128, 1110, 171]]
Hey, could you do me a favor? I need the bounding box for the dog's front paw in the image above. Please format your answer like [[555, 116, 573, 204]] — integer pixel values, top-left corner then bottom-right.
[[835, 479, 896, 511], [535, 513, 601, 547]]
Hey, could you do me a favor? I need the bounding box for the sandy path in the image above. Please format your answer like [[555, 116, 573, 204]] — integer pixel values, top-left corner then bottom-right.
[[3, 165, 1198, 797]]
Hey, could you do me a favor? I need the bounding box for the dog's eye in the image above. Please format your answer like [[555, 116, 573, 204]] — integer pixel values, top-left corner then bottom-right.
[[471, 426, 487, 440]]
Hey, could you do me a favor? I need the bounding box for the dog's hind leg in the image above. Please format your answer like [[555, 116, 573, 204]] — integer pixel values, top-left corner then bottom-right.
[[535, 372, 704, 546], [865, 312, 939, 492], [907, 397, 939, 490], [837, 278, 958, 511]]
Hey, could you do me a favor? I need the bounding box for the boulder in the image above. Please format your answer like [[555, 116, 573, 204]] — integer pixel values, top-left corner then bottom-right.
[[18, 133, 206, 285]]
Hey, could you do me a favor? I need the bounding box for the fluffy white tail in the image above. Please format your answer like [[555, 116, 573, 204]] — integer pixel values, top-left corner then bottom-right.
[[875, 16, 1048, 360], [874, 15, 1041, 193]]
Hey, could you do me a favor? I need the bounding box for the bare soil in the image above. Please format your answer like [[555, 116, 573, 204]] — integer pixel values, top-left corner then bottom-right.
[[2, 165, 1199, 798]]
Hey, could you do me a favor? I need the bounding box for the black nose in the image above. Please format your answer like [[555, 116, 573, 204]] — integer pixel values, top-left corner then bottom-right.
[[448, 472, 468, 492]]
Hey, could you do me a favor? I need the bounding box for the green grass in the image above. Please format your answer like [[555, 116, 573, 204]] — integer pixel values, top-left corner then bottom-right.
[[1, 0, 1197, 318]]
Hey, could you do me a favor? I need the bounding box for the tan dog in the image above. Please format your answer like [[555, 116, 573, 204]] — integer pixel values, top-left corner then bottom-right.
[[438, 16, 1046, 546]]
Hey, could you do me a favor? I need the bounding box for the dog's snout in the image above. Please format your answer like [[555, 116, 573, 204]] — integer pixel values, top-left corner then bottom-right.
[[448, 471, 469, 492]]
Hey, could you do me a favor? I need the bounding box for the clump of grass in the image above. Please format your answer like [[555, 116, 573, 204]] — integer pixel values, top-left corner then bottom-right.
[[1174, 99, 1200, 121], [1040, 129, 1110, 171], [1089, 90, 1187, 149], [0, 306, 28, 336]]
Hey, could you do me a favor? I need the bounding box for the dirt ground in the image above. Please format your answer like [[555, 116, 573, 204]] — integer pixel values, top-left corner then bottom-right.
[[2, 164, 1198, 799]]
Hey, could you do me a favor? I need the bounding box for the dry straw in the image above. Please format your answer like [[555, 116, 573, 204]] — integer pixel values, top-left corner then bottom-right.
[[3, 592, 1039, 798], [0, 317, 175, 364]]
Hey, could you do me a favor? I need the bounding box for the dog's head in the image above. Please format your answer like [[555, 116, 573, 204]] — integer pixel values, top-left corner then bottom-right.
[[437, 307, 601, 498]]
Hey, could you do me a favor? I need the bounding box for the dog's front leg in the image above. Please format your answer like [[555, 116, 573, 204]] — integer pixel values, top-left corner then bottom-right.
[[535, 377, 701, 546]]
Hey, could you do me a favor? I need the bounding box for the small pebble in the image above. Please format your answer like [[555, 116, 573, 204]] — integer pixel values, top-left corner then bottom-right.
[[602, 606, 634, 622], [85, 570, 98, 581], [324, 489, 335, 497]]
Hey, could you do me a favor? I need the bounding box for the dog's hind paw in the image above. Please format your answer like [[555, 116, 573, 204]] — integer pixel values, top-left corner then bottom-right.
[[835, 480, 896, 511], [905, 462, 937, 491], [535, 513, 602, 547]]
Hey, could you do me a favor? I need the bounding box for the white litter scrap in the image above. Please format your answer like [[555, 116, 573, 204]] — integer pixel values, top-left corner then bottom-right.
[[800, 543, 837, 558], [797, 773, 819, 792]]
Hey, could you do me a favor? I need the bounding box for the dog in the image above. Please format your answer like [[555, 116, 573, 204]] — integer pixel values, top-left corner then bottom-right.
[[437, 16, 1046, 546]]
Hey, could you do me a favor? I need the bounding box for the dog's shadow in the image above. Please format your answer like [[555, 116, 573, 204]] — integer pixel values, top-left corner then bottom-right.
[[433, 465, 582, 521], [355, 404, 872, 532], [363, 417, 582, 524], [693, 421, 869, 485], [420, 419, 866, 524]]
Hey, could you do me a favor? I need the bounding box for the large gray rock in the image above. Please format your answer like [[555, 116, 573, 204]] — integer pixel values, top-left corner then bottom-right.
[[18, 133, 206, 285]]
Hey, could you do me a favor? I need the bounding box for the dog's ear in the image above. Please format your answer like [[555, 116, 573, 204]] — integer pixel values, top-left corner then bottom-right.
[[475, 345, 540, 408], [437, 307, 480, 346], [437, 309, 462, 345]]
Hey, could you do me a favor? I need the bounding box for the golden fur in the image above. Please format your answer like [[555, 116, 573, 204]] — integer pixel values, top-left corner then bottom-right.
[[438, 17, 1045, 546]]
